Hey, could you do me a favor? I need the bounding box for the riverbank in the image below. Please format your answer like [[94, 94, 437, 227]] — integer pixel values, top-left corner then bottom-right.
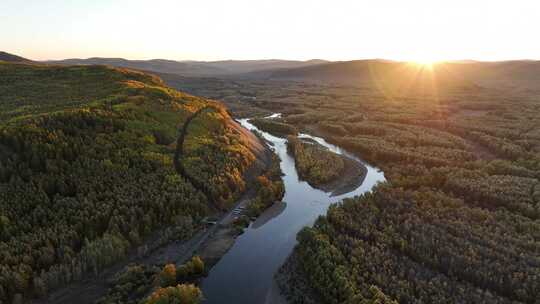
[[318, 152, 367, 197], [194, 189, 257, 269], [32, 124, 275, 304], [70, 115, 381, 304], [199, 117, 385, 304], [288, 136, 367, 196]]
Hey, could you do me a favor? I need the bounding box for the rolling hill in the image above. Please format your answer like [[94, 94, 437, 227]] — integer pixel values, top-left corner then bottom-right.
[[0, 61, 267, 303], [234, 59, 482, 98], [47, 57, 327, 77], [247, 59, 540, 92], [0, 51, 32, 63]]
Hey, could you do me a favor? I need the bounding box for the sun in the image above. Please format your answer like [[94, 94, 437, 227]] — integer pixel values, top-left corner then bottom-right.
[[407, 56, 443, 69], [406, 60, 437, 70]]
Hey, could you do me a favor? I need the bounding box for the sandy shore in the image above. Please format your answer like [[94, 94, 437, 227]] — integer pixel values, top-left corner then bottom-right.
[[321, 155, 367, 197]]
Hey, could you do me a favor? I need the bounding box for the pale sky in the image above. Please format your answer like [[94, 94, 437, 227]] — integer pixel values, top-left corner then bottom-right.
[[1, 0, 539, 62]]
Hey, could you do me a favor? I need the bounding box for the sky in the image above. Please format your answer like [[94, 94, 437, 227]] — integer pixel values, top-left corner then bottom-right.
[[1, 0, 539, 62]]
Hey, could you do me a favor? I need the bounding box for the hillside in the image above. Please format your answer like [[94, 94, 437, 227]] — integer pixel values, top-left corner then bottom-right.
[[0, 62, 267, 303], [249, 60, 479, 93], [444, 60, 540, 89], [47, 58, 227, 77], [0, 51, 32, 63], [47, 58, 327, 77], [248, 59, 540, 92], [200, 59, 327, 74]]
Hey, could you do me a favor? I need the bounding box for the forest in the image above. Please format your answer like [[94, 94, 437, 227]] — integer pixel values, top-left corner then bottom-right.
[[246, 154, 285, 218], [0, 63, 260, 303], [95, 256, 205, 304], [168, 77, 540, 303], [2, 60, 540, 304], [286, 136, 344, 187], [278, 86, 540, 303]]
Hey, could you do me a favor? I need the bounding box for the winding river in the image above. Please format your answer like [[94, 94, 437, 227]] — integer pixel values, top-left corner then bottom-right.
[[200, 115, 385, 303]]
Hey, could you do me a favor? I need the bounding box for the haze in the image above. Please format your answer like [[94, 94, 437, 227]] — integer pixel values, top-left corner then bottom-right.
[[2, 0, 539, 62]]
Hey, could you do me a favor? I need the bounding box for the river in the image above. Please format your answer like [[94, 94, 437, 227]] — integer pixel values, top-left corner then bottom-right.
[[200, 114, 385, 303]]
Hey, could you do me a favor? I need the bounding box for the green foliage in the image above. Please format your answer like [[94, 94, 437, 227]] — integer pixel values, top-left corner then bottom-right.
[[181, 78, 540, 303], [144, 284, 202, 304], [159, 264, 178, 288], [98, 256, 206, 304], [160, 256, 206, 289], [287, 136, 344, 186], [276, 87, 540, 303], [246, 155, 285, 217], [0, 63, 256, 303], [97, 264, 158, 304], [295, 187, 540, 303], [178, 105, 256, 209], [250, 118, 298, 136], [190, 256, 205, 275], [0, 62, 162, 123]]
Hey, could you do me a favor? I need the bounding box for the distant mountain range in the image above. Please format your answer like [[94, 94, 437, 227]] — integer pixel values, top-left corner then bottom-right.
[[47, 55, 540, 91], [248, 59, 540, 91], [4, 51, 540, 91], [46, 57, 328, 77]]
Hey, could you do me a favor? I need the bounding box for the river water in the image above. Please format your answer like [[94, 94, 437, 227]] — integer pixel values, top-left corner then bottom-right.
[[200, 115, 385, 303]]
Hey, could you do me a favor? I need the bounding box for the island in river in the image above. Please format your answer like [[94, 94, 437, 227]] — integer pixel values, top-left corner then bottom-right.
[[199, 116, 385, 304], [287, 135, 368, 196]]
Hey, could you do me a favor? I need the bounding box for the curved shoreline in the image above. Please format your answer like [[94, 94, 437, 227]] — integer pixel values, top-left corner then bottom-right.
[[199, 115, 385, 304], [288, 137, 368, 196], [324, 155, 368, 197], [31, 110, 273, 304], [33, 113, 383, 304]]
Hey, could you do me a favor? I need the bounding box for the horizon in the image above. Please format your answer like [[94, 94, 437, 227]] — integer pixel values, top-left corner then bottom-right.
[[2, 0, 540, 63], [4, 51, 540, 64]]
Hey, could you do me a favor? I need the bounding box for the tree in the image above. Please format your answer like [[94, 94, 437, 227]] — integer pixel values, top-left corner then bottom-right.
[[159, 264, 177, 287], [145, 284, 202, 304], [0, 215, 9, 238], [191, 256, 204, 275], [33, 277, 47, 298]]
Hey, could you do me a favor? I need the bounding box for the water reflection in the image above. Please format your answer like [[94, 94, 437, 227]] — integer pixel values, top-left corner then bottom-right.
[[251, 201, 287, 230], [200, 115, 385, 304]]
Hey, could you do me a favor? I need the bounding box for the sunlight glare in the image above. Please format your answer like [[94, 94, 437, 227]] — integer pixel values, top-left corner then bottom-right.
[[408, 57, 441, 70]]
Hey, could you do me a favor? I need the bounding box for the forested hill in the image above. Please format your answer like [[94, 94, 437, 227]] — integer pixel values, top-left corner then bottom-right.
[[246, 59, 540, 92], [0, 62, 265, 303], [0, 51, 32, 63], [252, 60, 479, 93], [46, 57, 327, 77]]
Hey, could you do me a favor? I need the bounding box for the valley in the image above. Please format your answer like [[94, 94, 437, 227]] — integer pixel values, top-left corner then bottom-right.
[[199, 117, 384, 304], [3, 1, 540, 303], [1, 53, 539, 304], [160, 70, 540, 303]]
